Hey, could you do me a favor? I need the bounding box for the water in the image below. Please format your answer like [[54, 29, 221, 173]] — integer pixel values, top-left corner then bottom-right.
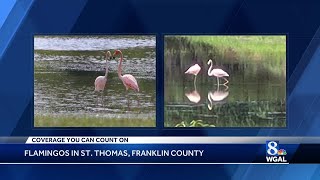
[[34, 36, 156, 51], [34, 36, 156, 126], [164, 38, 286, 127]]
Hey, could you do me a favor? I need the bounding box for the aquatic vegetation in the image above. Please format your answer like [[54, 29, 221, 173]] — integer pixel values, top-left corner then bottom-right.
[[175, 120, 215, 127]]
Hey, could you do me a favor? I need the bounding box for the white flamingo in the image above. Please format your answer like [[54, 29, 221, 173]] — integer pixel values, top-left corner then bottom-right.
[[207, 59, 229, 85]]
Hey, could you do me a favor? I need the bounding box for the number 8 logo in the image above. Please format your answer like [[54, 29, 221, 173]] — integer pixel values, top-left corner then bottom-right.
[[267, 141, 278, 156]]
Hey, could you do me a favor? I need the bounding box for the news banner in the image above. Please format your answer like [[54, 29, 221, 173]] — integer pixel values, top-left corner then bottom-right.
[[0, 136, 319, 164]]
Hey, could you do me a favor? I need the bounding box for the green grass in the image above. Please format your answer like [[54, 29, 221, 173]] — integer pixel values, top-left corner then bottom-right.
[[165, 35, 286, 76], [181, 36, 285, 60], [35, 115, 155, 127]]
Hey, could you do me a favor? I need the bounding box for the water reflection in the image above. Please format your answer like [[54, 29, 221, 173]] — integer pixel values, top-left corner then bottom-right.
[[185, 82, 201, 103], [207, 84, 229, 110]]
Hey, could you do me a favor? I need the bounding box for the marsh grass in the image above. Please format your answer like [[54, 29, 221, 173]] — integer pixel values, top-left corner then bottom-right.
[[184, 36, 285, 58], [35, 115, 155, 127], [165, 35, 286, 76]]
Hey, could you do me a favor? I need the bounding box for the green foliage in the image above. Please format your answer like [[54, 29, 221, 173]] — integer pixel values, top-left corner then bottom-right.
[[175, 120, 215, 127], [183, 35, 285, 58], [164, 35, 286, 76]]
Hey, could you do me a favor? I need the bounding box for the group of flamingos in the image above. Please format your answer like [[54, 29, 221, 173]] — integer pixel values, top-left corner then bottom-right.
[[185, 60, 230, 110], [185, 59, 229, 85], [94, 50, 139, 94]]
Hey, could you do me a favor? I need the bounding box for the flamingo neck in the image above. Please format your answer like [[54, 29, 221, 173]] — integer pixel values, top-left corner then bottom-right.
[[104, 56, 108, 78], [208, 60, 213, 76], [104, 51, 111, 78], [117, 51, 123, 78]]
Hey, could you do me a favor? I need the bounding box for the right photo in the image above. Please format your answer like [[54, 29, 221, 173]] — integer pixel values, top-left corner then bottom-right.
[[164, 35, 286, 128]]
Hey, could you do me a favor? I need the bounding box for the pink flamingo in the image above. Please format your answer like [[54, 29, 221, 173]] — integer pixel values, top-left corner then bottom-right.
[[207, 59, 229, 85], [94, 51, 111, 91], [113, 50, 140, 92], [185, 63, 201, 84]]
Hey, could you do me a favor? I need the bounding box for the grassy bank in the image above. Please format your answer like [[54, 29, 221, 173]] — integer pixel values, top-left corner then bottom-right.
[[165, 35, 286, 76], [183, 36, 285, 59], [35, 115, 155, 127]]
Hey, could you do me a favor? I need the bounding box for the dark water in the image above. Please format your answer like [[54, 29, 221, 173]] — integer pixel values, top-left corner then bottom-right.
[[34, 36, 156, 122], [164, 39, 286, 127]]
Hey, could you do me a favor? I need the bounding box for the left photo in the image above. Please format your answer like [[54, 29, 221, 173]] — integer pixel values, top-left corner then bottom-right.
[[34, 35, 156, 127]]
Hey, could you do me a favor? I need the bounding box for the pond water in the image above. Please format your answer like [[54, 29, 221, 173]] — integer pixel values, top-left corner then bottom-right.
[[34, 36, 156, 126], [164, 38, 286, 127]]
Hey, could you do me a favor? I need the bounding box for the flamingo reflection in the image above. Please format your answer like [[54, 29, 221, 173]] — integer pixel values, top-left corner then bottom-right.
[[185, 90, 201, 103], [185, 80, 201, 103], [207, 84, 229, 110]]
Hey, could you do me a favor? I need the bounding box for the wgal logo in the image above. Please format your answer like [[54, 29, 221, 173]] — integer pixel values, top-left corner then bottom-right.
[[266, 141, 287, 163]]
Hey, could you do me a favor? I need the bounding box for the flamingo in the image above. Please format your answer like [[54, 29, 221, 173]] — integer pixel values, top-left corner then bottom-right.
[[207, 59, 229, 85], [94, 51, 111, 91], [113, 50, 140, 92], [185, 63, 201, 84]]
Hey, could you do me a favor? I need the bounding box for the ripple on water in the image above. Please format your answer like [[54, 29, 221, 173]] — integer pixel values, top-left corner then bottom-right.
[[34, 54, 156, 79]]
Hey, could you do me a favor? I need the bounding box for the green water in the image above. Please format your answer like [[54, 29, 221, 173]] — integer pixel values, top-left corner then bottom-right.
[[164, 37, 286, 127], [34, 36, 156, 127]]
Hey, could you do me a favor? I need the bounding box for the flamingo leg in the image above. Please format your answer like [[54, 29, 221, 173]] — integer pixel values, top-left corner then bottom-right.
[[193, 75, 197, 87], [222, 84, 229, 91], [136, 91, 140, 107], [96, 93, 99, 107], [98, 91, 102, 106], [216, 77, 220, 85], [223, 77, 229, 85], [126, 90, 130, 110], [102, 91, 105, 108], [101, 92, 104, 106]]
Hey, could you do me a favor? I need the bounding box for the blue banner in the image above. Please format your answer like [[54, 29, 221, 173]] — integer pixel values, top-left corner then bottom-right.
[[0, 143, 300, 164]]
